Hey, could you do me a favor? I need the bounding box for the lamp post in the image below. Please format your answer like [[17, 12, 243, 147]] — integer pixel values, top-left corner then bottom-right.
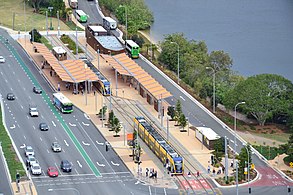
[[57, 10, 60, 36], [206, 66, 216, 113], [233, 101, 245, 168], [170, 42, 180, 84], [97, 49, 100, 70], [48, 7, 53, 30], [243, 143, 252, 194]]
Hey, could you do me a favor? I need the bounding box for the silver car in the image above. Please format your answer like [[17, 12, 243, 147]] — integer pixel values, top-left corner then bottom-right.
[[25, 146, 35, 157], [51, 142, 61, 152], [31, 162, 42, 175], [26, 156, 37, 166]]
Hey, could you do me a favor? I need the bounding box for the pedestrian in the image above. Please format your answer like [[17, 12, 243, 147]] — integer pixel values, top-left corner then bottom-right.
[[154, 170, 157, 179], [94, 90, 96, 96], [146, 168, 149, 177], [50, 70, 52, 77], [230, 162, 234, 168], [207, 165, 210, 174], [222, 166, 225, 173], [58, 82, 60, 92], [81, 89, 84, 95], [197, 171, 200, 177], [212, 169, 216, 177], [188, 171, 191, 177]]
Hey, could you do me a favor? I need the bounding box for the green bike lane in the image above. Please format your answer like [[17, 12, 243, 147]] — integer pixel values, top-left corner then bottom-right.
[[2, 36, 101, 177]]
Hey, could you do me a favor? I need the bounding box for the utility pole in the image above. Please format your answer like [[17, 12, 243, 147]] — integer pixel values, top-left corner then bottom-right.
[[46, 11, 48, 36], [225, 136, 228, 182], [57, 10, 60, 36], [75, 27, 78, 57]]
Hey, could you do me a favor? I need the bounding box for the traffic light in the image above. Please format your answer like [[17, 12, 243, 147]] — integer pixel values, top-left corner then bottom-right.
[[16, 172, 20, 183]]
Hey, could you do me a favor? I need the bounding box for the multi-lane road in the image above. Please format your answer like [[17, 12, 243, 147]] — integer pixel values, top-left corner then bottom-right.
[[0, 29, 180, 195]]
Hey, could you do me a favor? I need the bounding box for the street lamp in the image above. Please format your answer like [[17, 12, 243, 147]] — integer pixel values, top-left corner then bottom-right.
[[233, 101, 246, 168], [206, 66, 216, 113], [243, 143, 252, 194], [170, 42, 180, 84], [48, 7, 53, 30]]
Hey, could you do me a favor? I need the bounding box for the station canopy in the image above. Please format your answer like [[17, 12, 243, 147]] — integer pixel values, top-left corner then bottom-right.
[[101, 53, 172, 99], [33, 42, 99, 83]]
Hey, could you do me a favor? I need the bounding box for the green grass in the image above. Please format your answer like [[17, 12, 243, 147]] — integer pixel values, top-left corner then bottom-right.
[[0, 107, 25, 181], [60, 34, 82, 54], [252, 145, 286, 160], [250, 132, 290, 143], [65, 21, 84, 31], [40, 36, 53, 50], [0, 0, 71, 31]]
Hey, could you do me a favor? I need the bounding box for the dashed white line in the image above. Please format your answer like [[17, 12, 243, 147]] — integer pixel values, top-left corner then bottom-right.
[[24, 135, 26, 140], [28, 96, 31, 100], [111, 161, 120, 166], [47, 149, 50, 153], [96, 141, 104, 145], [52, 121, 56, 127], [75, 169, 79, 175], [96, 162, 105, 167], [20, 105, 23, 109], [69, 123, 76, 127], [77, 160, 82, 168], [82, 122, 89, 126], [33, 125, 35, 130], [180, 96, 186, 101], [82, 141, 90, 146], [55, 137, 57, 140], [40, 137, 42, 141], [64, 140, 69, 146]]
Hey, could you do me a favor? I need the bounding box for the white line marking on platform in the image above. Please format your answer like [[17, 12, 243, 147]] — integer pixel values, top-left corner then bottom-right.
[[69, 123, 76, 127], [96, 162, 105, 167], [96, 141, 104, 145], [82, 122, 89, 126], [82, 141, 90, 146]]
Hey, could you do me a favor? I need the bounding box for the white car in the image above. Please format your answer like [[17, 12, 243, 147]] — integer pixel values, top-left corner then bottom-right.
[[0, 56, 5, 63], [25, 146, 35, 157], [30, 162, 42, 175], [51, 142, 62, 152], [29, 105, 39, 117], [26, 156, 37, 166]]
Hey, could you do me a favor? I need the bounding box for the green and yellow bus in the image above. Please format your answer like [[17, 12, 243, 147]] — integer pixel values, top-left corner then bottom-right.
[[125, 40, 140, 59], [76, 10, 88, 23], [53, 93, 73, 113]]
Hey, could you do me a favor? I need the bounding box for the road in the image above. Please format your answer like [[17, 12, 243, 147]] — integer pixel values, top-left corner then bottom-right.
[[0, 29, 180, 195]]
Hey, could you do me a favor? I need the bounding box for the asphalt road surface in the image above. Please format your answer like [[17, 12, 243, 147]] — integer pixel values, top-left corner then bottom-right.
[[0, 29, 180, 195]]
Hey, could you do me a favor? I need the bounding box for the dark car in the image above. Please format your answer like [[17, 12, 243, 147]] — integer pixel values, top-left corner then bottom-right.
[[39, 123, 49, 131], [7, 93, 15, 100], [60, 160, 72, 172], [33, 86, 42, 94]]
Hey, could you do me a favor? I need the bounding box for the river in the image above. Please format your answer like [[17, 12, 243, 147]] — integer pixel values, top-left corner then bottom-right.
[[144, 0, 293, 82]]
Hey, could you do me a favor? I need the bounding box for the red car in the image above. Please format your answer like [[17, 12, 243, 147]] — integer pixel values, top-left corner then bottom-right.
[[47, 166, 59, 177]]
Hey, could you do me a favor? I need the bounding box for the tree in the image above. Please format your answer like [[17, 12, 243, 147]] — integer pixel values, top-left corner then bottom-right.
[[223, 74, 293, 126], [178, 113, 187, 132], [29, 29, 42, 43], [112, 117, 121, 137], [212, 137, 225, 165], [167, 106, 176, 120], [108, 110, 114, 128], [29, 0, 45, 13], [237, 145, 252, 181], [174, 100, 182, 125], [98, 105, 107, 119], [209, 50, 233, 72]]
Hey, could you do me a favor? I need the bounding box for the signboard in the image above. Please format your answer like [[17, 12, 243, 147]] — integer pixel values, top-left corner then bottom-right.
[[244, 167, 248, 175], [290, 162, 293, 168], [251, 163, 255, 170], [127, 133, 134, 146]]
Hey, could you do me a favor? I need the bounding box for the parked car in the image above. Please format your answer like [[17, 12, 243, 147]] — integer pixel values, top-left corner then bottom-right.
[[31, 162, 42, 175], [39, 123, 49, 131], [47, 166, 59, 177], [6, 93, 15, 100], [60, 160, 72, 172], [29, 104, 39, 117], [25, 146, 35, 157], [0, 56, 5, 63], [33, 86, 42, 94], [26, 156, 37, 166], [51, 142, 61, 152]]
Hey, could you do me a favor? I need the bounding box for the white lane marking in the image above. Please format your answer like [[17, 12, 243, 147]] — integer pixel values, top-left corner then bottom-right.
[[13, 71, 15, 75], [164, 188, 167, 195], [47, 149, 50, 153], [0, 72, 2, 75], [33, 125, 35, 130], [180, 96, 186, 101], [96, 162, 105, 167], [64, 140, 69, 146], [23, 135, 26, 140], [82, 141, 90, 146], [84, 113, 90, 120], [52, 121, 56, 127], [148, 186, 152, 194], [82, 122, 89, 126], [27, 115, 29, 119], [135, 180, 140, 185], [41, 115, 44, 119], [17, 124, 20, 128], [55, 162, 62, 176], [20, 105, 23, 109], [10, 87, 13, 91], [10, 124, 15, 129], [75, 169, 79, 175], [28, 96, 31, 100], [20, 144, 26, 149], [77, 160, 82, 168], [54, 137, 57, 141], [111, 161, 120, 166], [40, 137, 42, 141], [96, 141, 104, 145], [5, 79, 7, 83], [69, 123, 76, 127]]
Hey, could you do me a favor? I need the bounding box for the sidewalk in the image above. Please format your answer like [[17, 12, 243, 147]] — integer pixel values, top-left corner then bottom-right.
[[11, 181, 37, 195]]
